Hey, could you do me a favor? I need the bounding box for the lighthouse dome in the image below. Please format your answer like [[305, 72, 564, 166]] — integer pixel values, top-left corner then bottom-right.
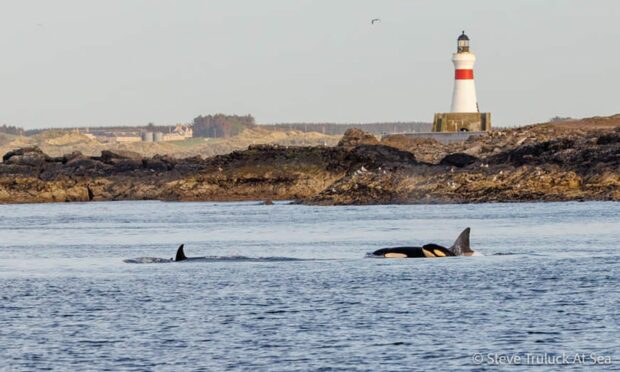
[[458, 31, 469, 41], [457, 31, 470, 53]]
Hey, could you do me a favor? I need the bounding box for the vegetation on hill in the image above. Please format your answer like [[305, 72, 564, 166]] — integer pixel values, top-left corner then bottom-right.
[[0, 124, 24, 136], [192, 114, 256, 138]]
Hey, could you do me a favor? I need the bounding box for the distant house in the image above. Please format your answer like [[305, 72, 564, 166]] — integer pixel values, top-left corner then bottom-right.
[[173, 124, 193, 138]]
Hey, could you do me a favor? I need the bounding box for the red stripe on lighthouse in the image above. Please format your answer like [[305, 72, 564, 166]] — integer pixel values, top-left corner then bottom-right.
[[455, 69, 474, 80]]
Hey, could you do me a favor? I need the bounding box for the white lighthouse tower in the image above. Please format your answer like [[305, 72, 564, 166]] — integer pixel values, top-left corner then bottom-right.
[[432, 31, 491, 133], [450, 31, 478, 113]]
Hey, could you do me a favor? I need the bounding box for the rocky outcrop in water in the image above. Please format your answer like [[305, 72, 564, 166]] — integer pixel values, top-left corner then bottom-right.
[[0, 125, 618, 204]]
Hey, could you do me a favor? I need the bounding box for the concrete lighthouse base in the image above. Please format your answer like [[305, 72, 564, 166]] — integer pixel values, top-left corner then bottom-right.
[[432, 112, 491, 132]]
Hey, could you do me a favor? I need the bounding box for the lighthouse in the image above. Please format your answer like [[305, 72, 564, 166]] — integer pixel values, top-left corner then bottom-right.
[[433, 31, 491, 133], [451, 31, 478, 113]]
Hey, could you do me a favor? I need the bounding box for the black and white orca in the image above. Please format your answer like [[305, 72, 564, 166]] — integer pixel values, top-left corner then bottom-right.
[[370, 228, 480, 258]]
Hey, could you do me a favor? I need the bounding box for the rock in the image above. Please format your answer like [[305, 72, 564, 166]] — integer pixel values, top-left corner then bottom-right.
[[337, 128, 379, 148], [490, 138, 575, 166], [515, 137, 528, 146], [66, 156, 105, 170], [112, 159, 143, 172], [2, 147, 50, 166], [379, 134, 446, 164], [463, 145, 482, 157], [100, 150, 143, 164], [62, 151, 85, 163], [597, 133, 620, 145], [142, 158, 169, 172], [349, 144, 417, 170], [439, 153, 479, 168]]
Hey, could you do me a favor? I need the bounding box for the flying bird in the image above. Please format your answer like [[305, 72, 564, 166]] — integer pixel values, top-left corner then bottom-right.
[[371, 18, 381, 24]]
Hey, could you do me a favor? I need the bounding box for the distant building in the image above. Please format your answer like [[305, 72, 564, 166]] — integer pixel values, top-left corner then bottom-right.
[[141, 132, 154, 142], [173, 124, 193, 138]]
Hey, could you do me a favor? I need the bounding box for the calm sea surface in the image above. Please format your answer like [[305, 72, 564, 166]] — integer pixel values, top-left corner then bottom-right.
[[0, 201, 618, 371]]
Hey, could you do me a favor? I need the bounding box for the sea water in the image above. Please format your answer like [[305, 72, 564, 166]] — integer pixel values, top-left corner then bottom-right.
[[0, 201, 618, 370]]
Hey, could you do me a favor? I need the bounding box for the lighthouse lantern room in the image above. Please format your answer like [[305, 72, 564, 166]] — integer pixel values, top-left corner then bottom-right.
[[457, 31, 470, 53]]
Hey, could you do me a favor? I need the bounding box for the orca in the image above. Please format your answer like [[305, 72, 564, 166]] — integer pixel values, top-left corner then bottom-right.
[[370, 228, 480, 258]]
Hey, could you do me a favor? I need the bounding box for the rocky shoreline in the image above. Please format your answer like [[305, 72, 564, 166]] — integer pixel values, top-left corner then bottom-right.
[[1, 124, 618, 205]]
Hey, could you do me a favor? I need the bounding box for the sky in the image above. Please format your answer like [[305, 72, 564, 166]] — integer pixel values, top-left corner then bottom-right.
[[0, 0, 618, 128]]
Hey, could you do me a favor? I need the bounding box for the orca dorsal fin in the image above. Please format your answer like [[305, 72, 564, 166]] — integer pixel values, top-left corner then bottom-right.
[[449, 228, 472, 256], [175, 244, 187, 261]]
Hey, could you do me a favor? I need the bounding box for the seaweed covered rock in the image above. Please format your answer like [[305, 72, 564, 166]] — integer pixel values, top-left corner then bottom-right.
[[2, 147, 50, 166], [99, 150, 143, 164]]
